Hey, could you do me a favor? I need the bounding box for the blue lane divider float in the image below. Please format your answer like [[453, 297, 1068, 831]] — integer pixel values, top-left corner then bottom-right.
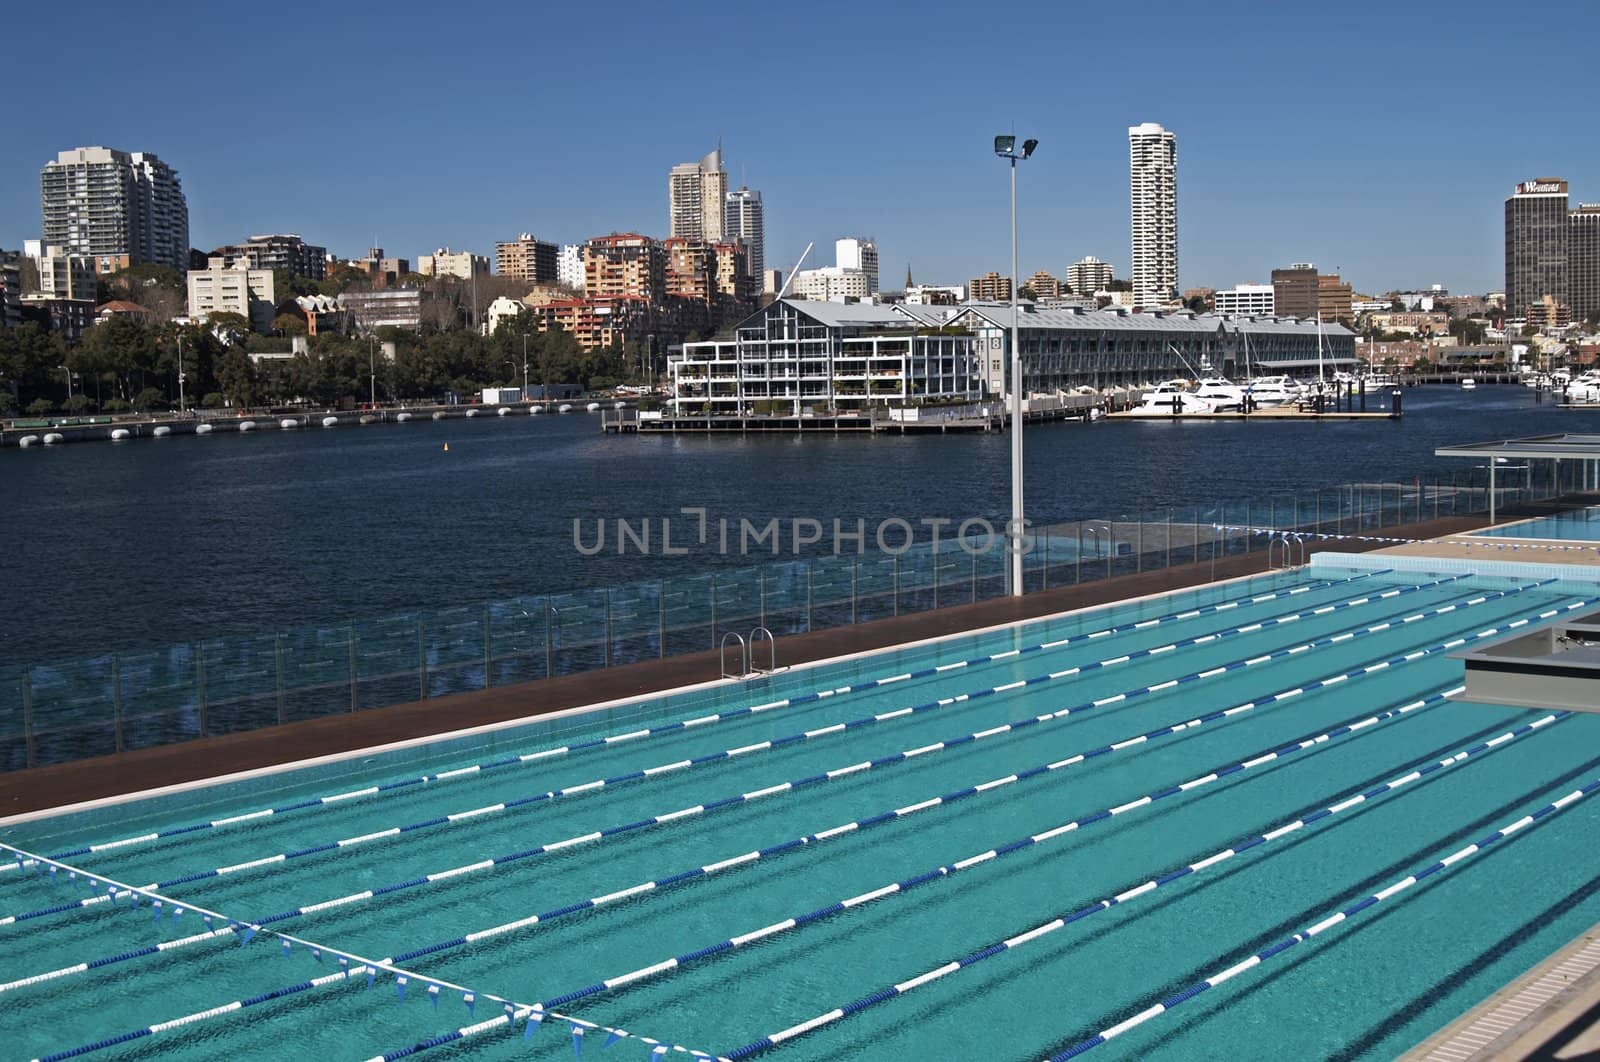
[[0, 600, 1491, 999], [0, 844, 715, 1062], [520, 595, 1574, 1023], [0, 574, 1508, 932], [1044, 763, 1600, 1060], [2, 569, 1388, 877], [14, 594, 1585, 1061], [717, 700, 1579, 1060]]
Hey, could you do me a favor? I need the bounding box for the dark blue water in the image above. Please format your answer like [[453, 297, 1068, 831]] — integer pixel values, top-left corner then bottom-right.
[[0, 386, 1573, 665]]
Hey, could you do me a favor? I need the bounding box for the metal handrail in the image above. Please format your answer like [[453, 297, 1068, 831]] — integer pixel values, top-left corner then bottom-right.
[[720, 631, 748, 680], [749, 626, 776, 675]]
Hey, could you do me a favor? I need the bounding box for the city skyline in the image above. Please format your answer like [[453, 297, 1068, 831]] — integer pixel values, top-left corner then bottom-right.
[[4, 1, 1597, 296]]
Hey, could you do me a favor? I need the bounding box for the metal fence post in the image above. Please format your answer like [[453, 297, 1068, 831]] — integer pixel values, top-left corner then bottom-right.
[[603, 590, 613, 668], [710, 575, 718, 649], [806, 562, 814, 632], [658, 580, 666, 659], [759, 570, 767, 629], [1042, 531, 1050, 590], [970, 550, 978, 603], [1076, 525, 1083, 585], [348, 623, 359, 712], [111, 655, 125, 753], [1245, 500, 1252, 551], [1165, 509, 1173, 569], [196, 642, 209, 738], [482, 606, 493, 689], [933, 548, 941, 609], [417, 618, 427, 700], [21, 669, 35, 769], [851, 561, 859, 624], [274, 635, 286, 726], [544, 600, 554, 679], [892, 555, 899, 617]]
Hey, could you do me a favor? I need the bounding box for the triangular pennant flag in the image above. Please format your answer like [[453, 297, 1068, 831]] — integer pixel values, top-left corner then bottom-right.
[[202, 915, 213, 929], [282, 939, 292, 957], [427, 984, 440, 1008], [152, 901, 163, 921], [365, 969, 375, 990], [571, 1025, 585, 1055], [651, 1048, 668, 1059], [239, 926, 257, 946], [172, 906, 183, 922], [48, 866, 59, 888], [128, 891, 141, 909], [338, 957, 350, 978], [311, 948, 322, 963], [602, 1029, 622, 1048], [462, 992, 475, 1016], [524, 1007, 544, 1040], [396, 975, 408, 1001]]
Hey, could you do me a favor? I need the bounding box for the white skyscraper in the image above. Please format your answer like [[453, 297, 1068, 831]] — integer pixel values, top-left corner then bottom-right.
[[557, 244, 585, 291], [836, 237, 878, 295], [1128, 122, 1177, 309], [669, 147, 727, 242], [724, 186, 764, 281], [40, 146, 189, 273]]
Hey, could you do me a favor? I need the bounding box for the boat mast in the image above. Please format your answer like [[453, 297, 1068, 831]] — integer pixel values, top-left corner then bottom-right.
[[1316, 312, 1326, 385]]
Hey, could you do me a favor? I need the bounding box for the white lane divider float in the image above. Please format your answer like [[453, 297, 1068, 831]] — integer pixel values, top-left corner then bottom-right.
[[4, 570, 1391, 876]]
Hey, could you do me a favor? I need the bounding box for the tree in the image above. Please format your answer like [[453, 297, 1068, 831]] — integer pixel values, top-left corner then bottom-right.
[[272, 312, 308, 336], [131, 386, 166, 411], [1018, 284, 1037, 301], [25, 397, 53, 416], [217, 348, 260, 408]]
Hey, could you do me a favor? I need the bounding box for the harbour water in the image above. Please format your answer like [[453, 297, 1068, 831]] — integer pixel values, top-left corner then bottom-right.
[[0, 385, 1574, 666]]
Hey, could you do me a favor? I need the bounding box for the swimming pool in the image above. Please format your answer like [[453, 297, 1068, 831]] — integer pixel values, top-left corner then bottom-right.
[[1473, 505, 1600, 541], [3, 563, 1600, 1061]]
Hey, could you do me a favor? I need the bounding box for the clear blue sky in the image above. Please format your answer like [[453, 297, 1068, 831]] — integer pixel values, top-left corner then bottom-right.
[[6, 0, 1594, 295]]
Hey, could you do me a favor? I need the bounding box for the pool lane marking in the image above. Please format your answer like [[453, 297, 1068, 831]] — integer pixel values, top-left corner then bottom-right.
[[1039, 772, 1600, 1060], [12, 598, 1578, 1059], [0, 847, 713, 1062], [0, 576, 1512, 925], [715, 705, 1578, 1060], [529, 677, 1574, 1025], [0, 577, 1539, 926], [3, 570, 1390, 874], [0, 641, 1467, 995]]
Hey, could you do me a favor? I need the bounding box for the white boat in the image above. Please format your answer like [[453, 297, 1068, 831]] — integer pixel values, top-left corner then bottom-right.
[[1129, 382, 1216, 416], [1460, 377, 1477, 391], [1192, 376, 1246, 412], [1361, 373, 1399, 390], [1242, 375, 1302, 408], [1566, 372, 1600, 403]]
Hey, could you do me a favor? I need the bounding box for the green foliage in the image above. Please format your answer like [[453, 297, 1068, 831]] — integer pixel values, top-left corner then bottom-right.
[[25, 397, 54, 416], [132, 387, 166, 411], [103, 398, 132, 413], [217, 349, 259, 408], [1018, 284, 1037, 301], [62, 395, 93, 414], [273, 313, 308, 336], [200, 391, 225, 408]]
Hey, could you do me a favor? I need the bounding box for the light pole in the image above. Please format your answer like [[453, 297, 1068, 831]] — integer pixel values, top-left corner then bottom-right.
[[521, 333, 531, 400], [60, 364, 73, 400], [995, 134, 1038, 597], [368, 336, 377, 407], [176, 334, 186, 413]]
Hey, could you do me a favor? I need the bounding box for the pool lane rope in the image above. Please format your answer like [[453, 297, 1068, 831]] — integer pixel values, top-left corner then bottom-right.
[[0, 574, 1510, 930], [2, 569, 1391, 876], [0, 627, 1474, 998], [11, 594, 1584, 1059], [0, 846, 712, 1062], [1041, 768, 1600, 1060], [716, 705, 1579, 1061]]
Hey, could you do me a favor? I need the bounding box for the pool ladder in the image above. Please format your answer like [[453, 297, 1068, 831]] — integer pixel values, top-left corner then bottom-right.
[[721, 627, 777, 680], [1267, 532, 1309, 570]]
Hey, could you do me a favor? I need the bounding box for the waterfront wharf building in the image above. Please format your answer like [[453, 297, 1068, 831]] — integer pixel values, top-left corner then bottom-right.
[[671, 299, 983, 415], [1505, 178, 1569, 324], [1128, 123, 1178, 308], [40, 146, 189, 273], [941, 303, 1357, 396]]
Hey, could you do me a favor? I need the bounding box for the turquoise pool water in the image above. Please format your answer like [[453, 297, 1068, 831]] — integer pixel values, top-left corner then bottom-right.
[[4, 564, 1600, 1062], [1473, 505, 1600, 541]]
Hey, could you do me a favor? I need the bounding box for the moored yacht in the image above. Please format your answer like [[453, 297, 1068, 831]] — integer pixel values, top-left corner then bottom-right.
[[1192, 376, 1246, 412], [1130, 382, 1217, 416], [1242, 375, 1302, 407]]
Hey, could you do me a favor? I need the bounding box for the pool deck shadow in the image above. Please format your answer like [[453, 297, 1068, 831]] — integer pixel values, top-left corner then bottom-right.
[[0, 508, 1545, 819]]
